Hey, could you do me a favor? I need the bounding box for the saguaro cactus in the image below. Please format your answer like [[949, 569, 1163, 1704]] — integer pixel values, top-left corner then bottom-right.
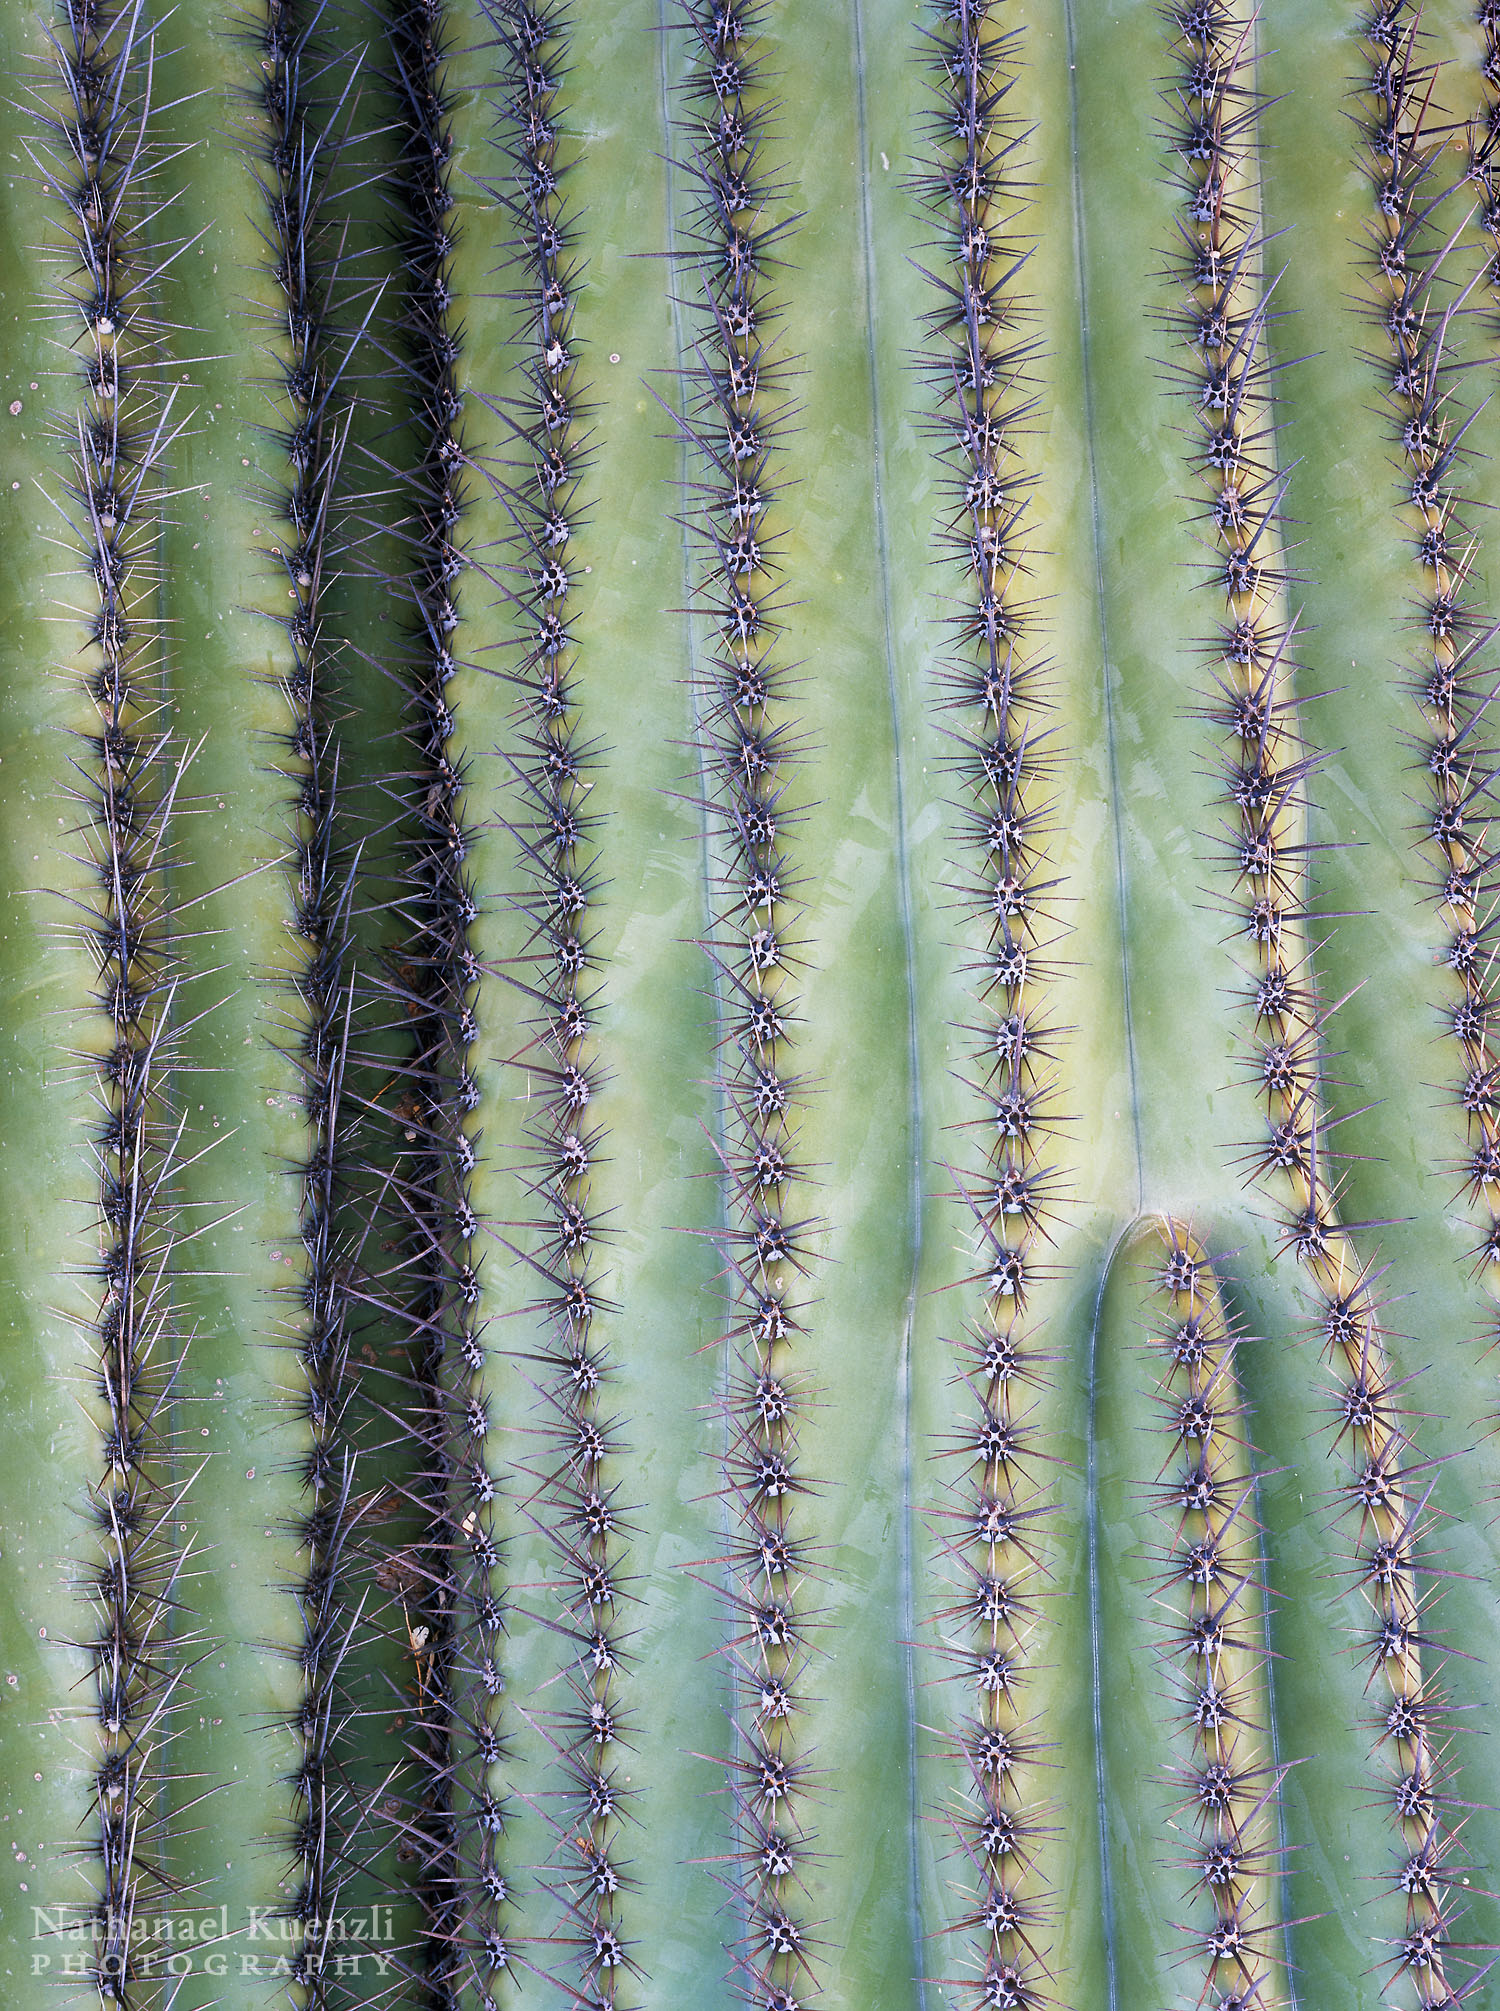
[[3, 0, 1500, 2006]]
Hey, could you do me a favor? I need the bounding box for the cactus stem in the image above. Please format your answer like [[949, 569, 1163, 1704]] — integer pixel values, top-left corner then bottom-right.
[[656, 1, 836, 1997], [906, 3, 1074, 2004], [236, 3, 378, 1995], [1143, 1221, 1291, 2009], [26, 4, 204, 2003]]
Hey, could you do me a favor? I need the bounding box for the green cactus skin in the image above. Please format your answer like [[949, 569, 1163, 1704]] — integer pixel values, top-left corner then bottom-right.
[[903, 7, 1078, 2002], [660, 11, 836, 2002], [7, 0, 1500, 2008], [459, 5, 737, 2000]]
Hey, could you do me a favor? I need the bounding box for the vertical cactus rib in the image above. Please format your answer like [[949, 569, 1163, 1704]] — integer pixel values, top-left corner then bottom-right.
[[239, 3, 373, 1993], [1140, 1225, 1289, 2009], [907, 5, 1068, 2005], [1090, 1220, 1297, 2007], [474, 1, 637, 1997], [660, 5, 829, 2000], [1159, 2, 1484, 1999], [25, 7, 198, 2000]]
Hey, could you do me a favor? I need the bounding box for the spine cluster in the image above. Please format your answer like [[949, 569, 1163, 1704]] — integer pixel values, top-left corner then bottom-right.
[[243, 6, 369, 1991], [371, 4, 506, 2000], [1144, 1230, 1284, 2007], [479, 0, 636, 1997], [911, 4, 1065, 2003], [29, 6, 191, 2002], [1165, 4, 1472, 1999], [666, 4, 825, 2001]]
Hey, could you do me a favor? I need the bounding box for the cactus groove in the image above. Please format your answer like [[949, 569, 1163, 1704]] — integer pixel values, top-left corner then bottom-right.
[[6, 1, 1500, 2008]]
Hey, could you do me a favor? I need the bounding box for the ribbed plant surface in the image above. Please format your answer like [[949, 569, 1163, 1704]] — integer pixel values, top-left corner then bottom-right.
[[2, 1, 1500, 2008]]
